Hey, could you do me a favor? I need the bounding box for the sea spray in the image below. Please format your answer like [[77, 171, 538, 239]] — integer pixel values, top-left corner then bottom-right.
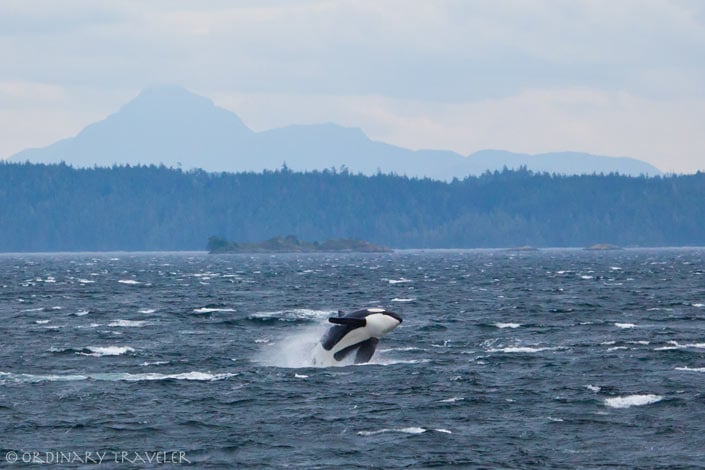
[[255, 324, 328, 368]]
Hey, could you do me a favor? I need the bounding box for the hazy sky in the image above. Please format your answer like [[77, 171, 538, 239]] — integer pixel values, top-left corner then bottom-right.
[[2, 0, 704, 172]]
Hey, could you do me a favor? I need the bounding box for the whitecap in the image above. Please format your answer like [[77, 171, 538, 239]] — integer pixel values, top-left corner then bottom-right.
[[488, 346, 558, 353], [141, 361, 169, 366], [193, 307, 236, 314], [105, 371, 235, 381], [77, 279, 95, 284], [72, 310, 89, 317], [495, 322, 520, 329], [391, 298, 415, 302], [378, 346, 423, 352], [586, 384, 601, 393], [439, 397, 464, 403], [35, 319, 50, 324], [675, 366, 705, 372], [363, 358, 431, 366], [388, 278, 412, 284], [615, 323, 636, 329], [138, 308, 156, 314], [656, 341, 705, 351], [579, 275, 593, 280], [693, 303, 705, 308], [605, 394, 663, 409], [250, 309, 330, 321], [0, 371, 88, 383], [118, 279, 141, 285], [358, 427, 427, 436], [108, 319, 147, 327], [0, 370, 235, 382], [78, 346, 135, 357], [294, 373, 309, 379]]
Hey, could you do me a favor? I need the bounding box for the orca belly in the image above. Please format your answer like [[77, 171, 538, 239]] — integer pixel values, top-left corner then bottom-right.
[[310, 308, 402, 367], [310, 338, 379, 366]]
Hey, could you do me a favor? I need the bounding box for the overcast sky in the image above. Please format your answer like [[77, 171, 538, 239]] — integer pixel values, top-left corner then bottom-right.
[[2, 0, 704, 173]]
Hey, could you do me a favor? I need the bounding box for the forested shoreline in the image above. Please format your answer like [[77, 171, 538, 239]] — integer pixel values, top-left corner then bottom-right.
[[1, 162, 703, 252]]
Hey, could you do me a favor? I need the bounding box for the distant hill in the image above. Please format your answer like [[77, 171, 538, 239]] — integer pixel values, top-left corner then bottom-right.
[[0, 163, 701, 252], [8, 85, 661, 179]]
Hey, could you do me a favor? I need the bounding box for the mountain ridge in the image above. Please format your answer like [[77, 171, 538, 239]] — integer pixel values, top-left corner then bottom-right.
[[8, 85, 662, 179]]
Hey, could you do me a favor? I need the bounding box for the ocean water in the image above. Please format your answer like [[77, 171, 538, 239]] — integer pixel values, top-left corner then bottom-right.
[[1, 249, 705, 468]]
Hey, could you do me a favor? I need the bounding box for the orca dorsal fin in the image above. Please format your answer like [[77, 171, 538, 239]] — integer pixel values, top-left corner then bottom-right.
[[328, 317, 366, 328]]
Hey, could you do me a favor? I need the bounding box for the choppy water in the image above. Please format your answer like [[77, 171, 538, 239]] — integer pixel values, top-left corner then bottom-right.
[[1, 249, 705, 468]]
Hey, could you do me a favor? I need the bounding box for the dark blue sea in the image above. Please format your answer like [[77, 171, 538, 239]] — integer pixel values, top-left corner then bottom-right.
[[2, 249, 705, 468]]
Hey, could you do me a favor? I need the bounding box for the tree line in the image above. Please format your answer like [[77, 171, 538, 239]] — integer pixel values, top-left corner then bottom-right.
[[1, 161, 703, 252]]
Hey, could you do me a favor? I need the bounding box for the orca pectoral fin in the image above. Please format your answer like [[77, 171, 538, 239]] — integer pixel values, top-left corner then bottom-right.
[[354, 338, 379, 364], [328, 317, 366, 327]]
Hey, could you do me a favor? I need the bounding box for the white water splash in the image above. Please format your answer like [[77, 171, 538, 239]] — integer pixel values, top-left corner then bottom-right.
[[255, 325, 327, 368]]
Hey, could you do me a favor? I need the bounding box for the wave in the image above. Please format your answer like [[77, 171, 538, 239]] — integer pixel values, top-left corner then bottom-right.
[[107, 319, 147, 327], [0, 370, 236, 383], [439, 397, 464, 403], [615, 323, 636, 329], [495, 322, 521, 329], [487, 346, 559, 353], [193, 307, 236, 314], [117, 279, 141, 285], [675, 366, 705, 372], [604, 394, 663, 409], [73, 346, 135, 357], [358, 427, 451, 436], [387, 278, 412, 284], [655, 341, 705, 351], [248, 309, 331, 322], [391, 298, 415, 302]]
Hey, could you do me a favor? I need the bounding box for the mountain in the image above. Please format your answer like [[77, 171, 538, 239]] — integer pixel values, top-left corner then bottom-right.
[[8, 85, 662, 178]]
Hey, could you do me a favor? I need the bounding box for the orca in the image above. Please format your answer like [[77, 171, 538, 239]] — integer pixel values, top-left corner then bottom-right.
[[310, 308, 403, 366]]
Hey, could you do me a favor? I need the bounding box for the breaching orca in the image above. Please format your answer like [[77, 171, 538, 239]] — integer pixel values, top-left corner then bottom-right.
[[311, 308, 403, 366]]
